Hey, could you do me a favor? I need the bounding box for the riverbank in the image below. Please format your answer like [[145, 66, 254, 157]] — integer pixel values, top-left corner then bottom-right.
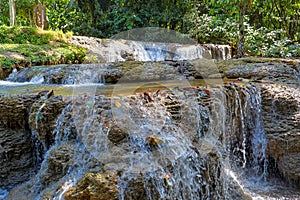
[[0, 26, 86, 79]]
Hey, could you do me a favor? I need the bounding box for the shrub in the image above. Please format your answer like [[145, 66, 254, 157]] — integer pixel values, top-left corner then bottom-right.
[[0, 25, 72, 45]]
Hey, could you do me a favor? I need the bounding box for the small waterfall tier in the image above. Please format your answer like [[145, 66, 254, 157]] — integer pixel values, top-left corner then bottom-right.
[[71, 36, 231, 62]]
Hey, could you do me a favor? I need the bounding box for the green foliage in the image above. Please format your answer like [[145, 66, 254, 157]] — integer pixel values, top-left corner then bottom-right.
[[253, 0, 300, 41], [66, 0, 196, 38], [0, 43, 86, 68], [187, 13, 239, 44], [186, 0, 299, 57], [0, 0, 9, 25], [0, 27, 86, 69], [0, 0, 299, 58], [245, 26, 291, 57], [0, 55, 18, 69], [0, 25, 72, 44], [46, 0, 87, 33]]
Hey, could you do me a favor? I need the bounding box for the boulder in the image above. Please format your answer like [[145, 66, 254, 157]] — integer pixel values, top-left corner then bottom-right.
[[224, 62, 299, 85]]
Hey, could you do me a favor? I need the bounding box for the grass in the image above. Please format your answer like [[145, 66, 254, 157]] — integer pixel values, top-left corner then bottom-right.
[[0, 25, 72, 44], [0, 25, 86, 70]]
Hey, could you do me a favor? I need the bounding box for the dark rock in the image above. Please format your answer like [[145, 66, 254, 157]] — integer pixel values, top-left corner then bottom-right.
[[39, 142, 75, 187], [28, 97, 66, 151], [108, 122, 127, 144], [0, 95, 38, 187], [0, 128, 36, 187]]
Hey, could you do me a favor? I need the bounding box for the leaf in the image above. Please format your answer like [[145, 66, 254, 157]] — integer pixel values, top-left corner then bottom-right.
[[147, 135, 163, 147], [115, 101, 122, 107], [203, 89, 213, 95]]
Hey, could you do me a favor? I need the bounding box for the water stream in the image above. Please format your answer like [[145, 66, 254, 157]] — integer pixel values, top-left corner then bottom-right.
[[0, 42, 299, 199]]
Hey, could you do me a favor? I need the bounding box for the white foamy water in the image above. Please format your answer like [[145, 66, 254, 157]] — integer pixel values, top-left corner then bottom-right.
[[0, 79, 43, 86], [0, 73, 44, 86], [53, 179, 75, 200]]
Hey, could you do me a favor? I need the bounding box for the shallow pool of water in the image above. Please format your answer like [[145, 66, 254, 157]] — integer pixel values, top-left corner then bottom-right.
[[0, 79, 226, 96]]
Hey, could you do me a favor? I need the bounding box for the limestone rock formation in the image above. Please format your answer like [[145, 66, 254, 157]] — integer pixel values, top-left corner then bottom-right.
[[261, 84, 300, 185], [1, 57, 300, 199], [29, 96, 66, 151], [39, 142, 75, 187], [0, 95, 38, 187], [71, 36, 231, 63], [6, 61, 220, 85], [225, 62, 299, 85], [0, 128, 36, 187], [64, 171, 119, 200], [0, 94, 67, 188]]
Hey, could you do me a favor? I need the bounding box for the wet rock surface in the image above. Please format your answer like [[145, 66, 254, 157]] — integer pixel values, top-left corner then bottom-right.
[[0, 128, 36, 187], [28, 96, 66, 151], [0, 94, 67, 189], [1, 57, 300, 199], [223, 59, 299, 86], [6, 61, 221, 85], [0, 95, 38, 187], [261, 84, 300, 185], [39, 142, 75, 187], [64, 171, 119, 200]]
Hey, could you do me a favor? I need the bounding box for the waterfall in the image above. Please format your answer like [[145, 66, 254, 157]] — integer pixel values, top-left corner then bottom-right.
[[46, 84, 266, 199], [2, 54, 299, 199], [223, 83, 267, 172], [71, 36, 232, 62], [3, 79, 300, 199]]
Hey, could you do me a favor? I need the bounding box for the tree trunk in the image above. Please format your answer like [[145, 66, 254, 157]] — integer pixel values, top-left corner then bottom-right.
[[237, 1, 245, 58], [9, 0, 16, 26]]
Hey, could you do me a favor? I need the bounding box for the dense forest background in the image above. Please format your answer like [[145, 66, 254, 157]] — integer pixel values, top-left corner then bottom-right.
[[0, 0, 299, 57]]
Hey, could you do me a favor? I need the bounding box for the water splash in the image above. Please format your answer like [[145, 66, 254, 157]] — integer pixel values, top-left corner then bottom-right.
[[222, 83, 271, 198], [53, 178, 75, 200]]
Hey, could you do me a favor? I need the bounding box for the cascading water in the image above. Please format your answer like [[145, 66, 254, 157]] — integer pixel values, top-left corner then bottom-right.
[[1, 42, 299, 199], [2, 76, 299, 199], [221, 82, 300, 199], [223, 83, 267, 172], [71, 36, 232, 62], [49, 87, 232, 200]]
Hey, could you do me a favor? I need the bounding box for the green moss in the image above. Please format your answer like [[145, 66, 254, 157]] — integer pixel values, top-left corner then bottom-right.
[[0, 26, 86, 70], [0, 25, 72, 45]]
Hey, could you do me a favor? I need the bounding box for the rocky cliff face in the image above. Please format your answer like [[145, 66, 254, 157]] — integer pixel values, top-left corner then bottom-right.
[[0, 95, 38, 187], [261, 85, 300, 185], [224, 58, 300, 187], [2, 89, 248, 199], [0, 95, 67, 190]]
